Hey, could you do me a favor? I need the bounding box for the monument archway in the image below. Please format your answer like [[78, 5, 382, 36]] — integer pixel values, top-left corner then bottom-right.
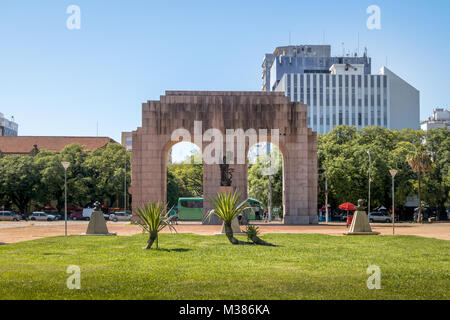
[[131, 91, 318, 225]]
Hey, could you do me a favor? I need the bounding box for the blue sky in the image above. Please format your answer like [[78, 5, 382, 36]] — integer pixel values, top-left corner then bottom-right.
[[1, 0, 449, 144]]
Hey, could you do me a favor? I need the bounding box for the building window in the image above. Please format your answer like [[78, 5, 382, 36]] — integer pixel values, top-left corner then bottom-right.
[[364, 75, 368, 106], [326, 106, 330, 125], [287, 74, 291, 97], [377, 76, 381, 107], [319, 74, 323, 106], [345, 75, 349, 107], [358, 75, 362, 107], [332, 76, 336, 106], [294, 74, 298, 101], [306, 74, 311, 106], [300, 74, 304, 103], [313, 75, 317, 107], [326, 75, 330, 106]]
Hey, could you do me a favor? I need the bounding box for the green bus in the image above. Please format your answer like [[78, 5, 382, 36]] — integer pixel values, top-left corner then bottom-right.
[[177, 197, 264, 221]]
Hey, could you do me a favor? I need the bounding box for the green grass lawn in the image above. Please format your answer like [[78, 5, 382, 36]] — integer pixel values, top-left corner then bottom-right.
[[0, 233, 449, 300]]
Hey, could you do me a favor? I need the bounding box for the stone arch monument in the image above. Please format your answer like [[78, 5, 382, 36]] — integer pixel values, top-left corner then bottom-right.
[[131, 91, 318, 224]]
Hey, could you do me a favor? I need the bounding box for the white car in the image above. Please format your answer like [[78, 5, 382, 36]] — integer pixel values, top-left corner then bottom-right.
[[0, 211, 21, 221], [30, 212, 57, 221], [109, 212, 131, 222], [368, 212, 392, 223]]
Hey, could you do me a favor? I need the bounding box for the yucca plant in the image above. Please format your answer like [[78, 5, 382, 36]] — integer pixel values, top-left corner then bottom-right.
[[204, 191, 249, 245], [244, 224, 276, 246], [135, 202, 176, 249]]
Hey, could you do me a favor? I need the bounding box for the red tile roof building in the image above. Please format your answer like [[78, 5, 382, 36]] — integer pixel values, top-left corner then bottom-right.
[[0, 136, 116, 155]]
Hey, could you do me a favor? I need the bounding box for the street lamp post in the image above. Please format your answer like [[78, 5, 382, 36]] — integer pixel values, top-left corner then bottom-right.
[[389, 169, 398, 235], [61, 162, 70, 236], [266, 143, 272, 223], [124, 148, 127, 214], [367, 151, 371, 214], [319, 168, 329, 223], [324, 169, 329, 223]]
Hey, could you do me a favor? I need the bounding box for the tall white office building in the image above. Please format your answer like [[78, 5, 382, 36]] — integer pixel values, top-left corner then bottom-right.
[[264, 45, 420, 133]]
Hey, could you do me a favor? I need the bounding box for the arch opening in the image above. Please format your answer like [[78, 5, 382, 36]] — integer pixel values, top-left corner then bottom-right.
[[166, 142, 204, 221], [247, 142, 285, 222]]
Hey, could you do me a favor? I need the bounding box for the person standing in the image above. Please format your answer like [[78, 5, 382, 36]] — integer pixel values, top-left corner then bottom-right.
[[255, 206, 260, 220]]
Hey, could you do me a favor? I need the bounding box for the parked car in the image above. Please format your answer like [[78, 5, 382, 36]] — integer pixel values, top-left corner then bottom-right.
[[46, 212, 62, 220], [30, 212, 57, 221], [368, 212, 392, 223], [70, 211, 84, 220], [109, 211, 132, 222], [103, 212, 112, 220], [0, 211, 22, 221]]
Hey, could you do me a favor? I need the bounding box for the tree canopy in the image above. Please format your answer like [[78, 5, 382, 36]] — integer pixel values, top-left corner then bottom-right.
[[0, 143, 130, 213]]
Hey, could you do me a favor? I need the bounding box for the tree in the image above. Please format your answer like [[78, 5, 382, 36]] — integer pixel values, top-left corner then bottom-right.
[[0, 155, 40, 213], [59, 144, 91, 207], [166, 170, 180, 207], [422, 128, 450, 217], [407, 145, 434, 222], [167, 162, 202, 198], [34, 150, 65, 212], [84, 143, 130, 208], [248, 152, 283, 208]]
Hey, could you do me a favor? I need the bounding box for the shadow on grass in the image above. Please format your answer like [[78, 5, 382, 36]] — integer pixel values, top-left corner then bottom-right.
[[152, 248, 191, 252], [42, 252, 72, 256]]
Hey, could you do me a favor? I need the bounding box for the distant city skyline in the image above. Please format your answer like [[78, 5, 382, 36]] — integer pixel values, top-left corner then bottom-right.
[[1, 0, 449, 142]]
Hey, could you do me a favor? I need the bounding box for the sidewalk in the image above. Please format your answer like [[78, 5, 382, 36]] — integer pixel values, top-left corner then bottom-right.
[[0, 221, 448, 244]]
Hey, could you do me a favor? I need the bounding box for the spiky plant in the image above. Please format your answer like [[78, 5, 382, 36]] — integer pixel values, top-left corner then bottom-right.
[[204, 191, 249, 245], [135, 202, 176, 249], [244, 224, 276, 246]]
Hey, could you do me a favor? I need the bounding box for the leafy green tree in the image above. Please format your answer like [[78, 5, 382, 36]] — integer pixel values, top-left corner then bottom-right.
[[167, 162, 202, 198], [422, 128, 450, 216], [34, 150, 65, 212], [59, 144, 91, 207], [248, 152, 283, 208], [166, 170, 180, 207], [84, 143, 130, 208], [0, 155, 40, 213]]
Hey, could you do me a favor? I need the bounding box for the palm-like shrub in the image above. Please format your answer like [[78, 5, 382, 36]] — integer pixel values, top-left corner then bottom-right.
[[244, 224, 276, 246], [406, 145, 434, 223], [135, 202, 176, 249], [204, 191, 249, 245]]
